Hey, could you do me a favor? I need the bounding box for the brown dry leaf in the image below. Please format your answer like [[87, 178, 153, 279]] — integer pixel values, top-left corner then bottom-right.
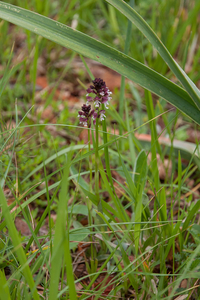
[[15, 217, 31, 236], [167, 247, 173, 261], [36, 76, 48, 89], [174, 295, 188, 300], [75, 282, 83, 292], [180, 182, 200, 200], [37, 284, 44, 295], [147, 153, 172, 180], [180, 279, 188, 289]]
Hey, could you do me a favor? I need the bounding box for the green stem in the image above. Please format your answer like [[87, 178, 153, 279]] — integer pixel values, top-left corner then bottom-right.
[[95, 117, 100, 204], [87, 127, 96, 275], [88, 128, 93, 190]]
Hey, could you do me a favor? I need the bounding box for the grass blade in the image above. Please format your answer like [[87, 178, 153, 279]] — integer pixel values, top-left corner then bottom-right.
[[0, 187, 40, 300], [0, 269, 11, 300], [49, 151, 77, 300], [105, 0, 200, 109]]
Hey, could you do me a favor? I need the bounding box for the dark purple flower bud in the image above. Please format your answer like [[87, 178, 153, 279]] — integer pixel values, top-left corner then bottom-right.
[[79, 117, 87, 122], [99, 110, 105, 114], [78, 111, 84, 116], [87, 88, 93, 93], [92, 78, 106, 93], [93, 111, 98, 119], [94, 96, 100, 101], [82, 104, 91, 114], [90, 109, 95, 116], [102, 97, 108, 103], [86, 96, 93, 101]]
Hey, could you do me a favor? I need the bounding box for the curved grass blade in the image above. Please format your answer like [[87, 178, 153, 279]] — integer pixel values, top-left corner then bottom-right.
[[105, 0, 200, 109], [0, 2, 199, 124]]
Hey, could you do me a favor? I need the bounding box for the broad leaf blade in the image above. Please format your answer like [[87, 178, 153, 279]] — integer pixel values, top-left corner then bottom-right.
[[105, 0, 200, 110]]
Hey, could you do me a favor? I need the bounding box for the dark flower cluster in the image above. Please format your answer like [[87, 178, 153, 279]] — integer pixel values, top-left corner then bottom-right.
[[78, 104, 94, 127], [78, 78, 112, 127]]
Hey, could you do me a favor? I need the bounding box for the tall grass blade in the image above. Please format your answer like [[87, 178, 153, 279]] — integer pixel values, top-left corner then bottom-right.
[[132, 150, 148, 255], [49, 151, 77, 300], [0, 187, 40, 300], [0, 269, 11, 300]]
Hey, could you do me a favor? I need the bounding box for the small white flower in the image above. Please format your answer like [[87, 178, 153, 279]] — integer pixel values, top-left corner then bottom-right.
[[95, 100, 101, 107], [80, 120, 88, 126], [100, 113, 106, 121], [100, 91, 104, 96], [105, 103, 109, 109]]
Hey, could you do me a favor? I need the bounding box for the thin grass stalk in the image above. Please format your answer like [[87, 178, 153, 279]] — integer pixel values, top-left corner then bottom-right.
[[119, 0, 135, 151], [125, 100, 136, 169], [87, 127, 97, 275], [145, 90, 160, 191], [43, 161, 53, 256], [31, 36, 39, 112], [101, 108, 116, 195]]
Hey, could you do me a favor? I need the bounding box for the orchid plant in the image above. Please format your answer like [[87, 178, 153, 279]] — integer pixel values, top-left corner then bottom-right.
[[78, 78, 112, 207], [78, 78, 112, 274]]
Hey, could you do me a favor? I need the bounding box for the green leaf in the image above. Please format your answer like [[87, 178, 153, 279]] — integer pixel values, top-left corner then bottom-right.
[[69, 227, 90, 251], [132, 149, 148, 197], [105, 0, 200, 110]]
